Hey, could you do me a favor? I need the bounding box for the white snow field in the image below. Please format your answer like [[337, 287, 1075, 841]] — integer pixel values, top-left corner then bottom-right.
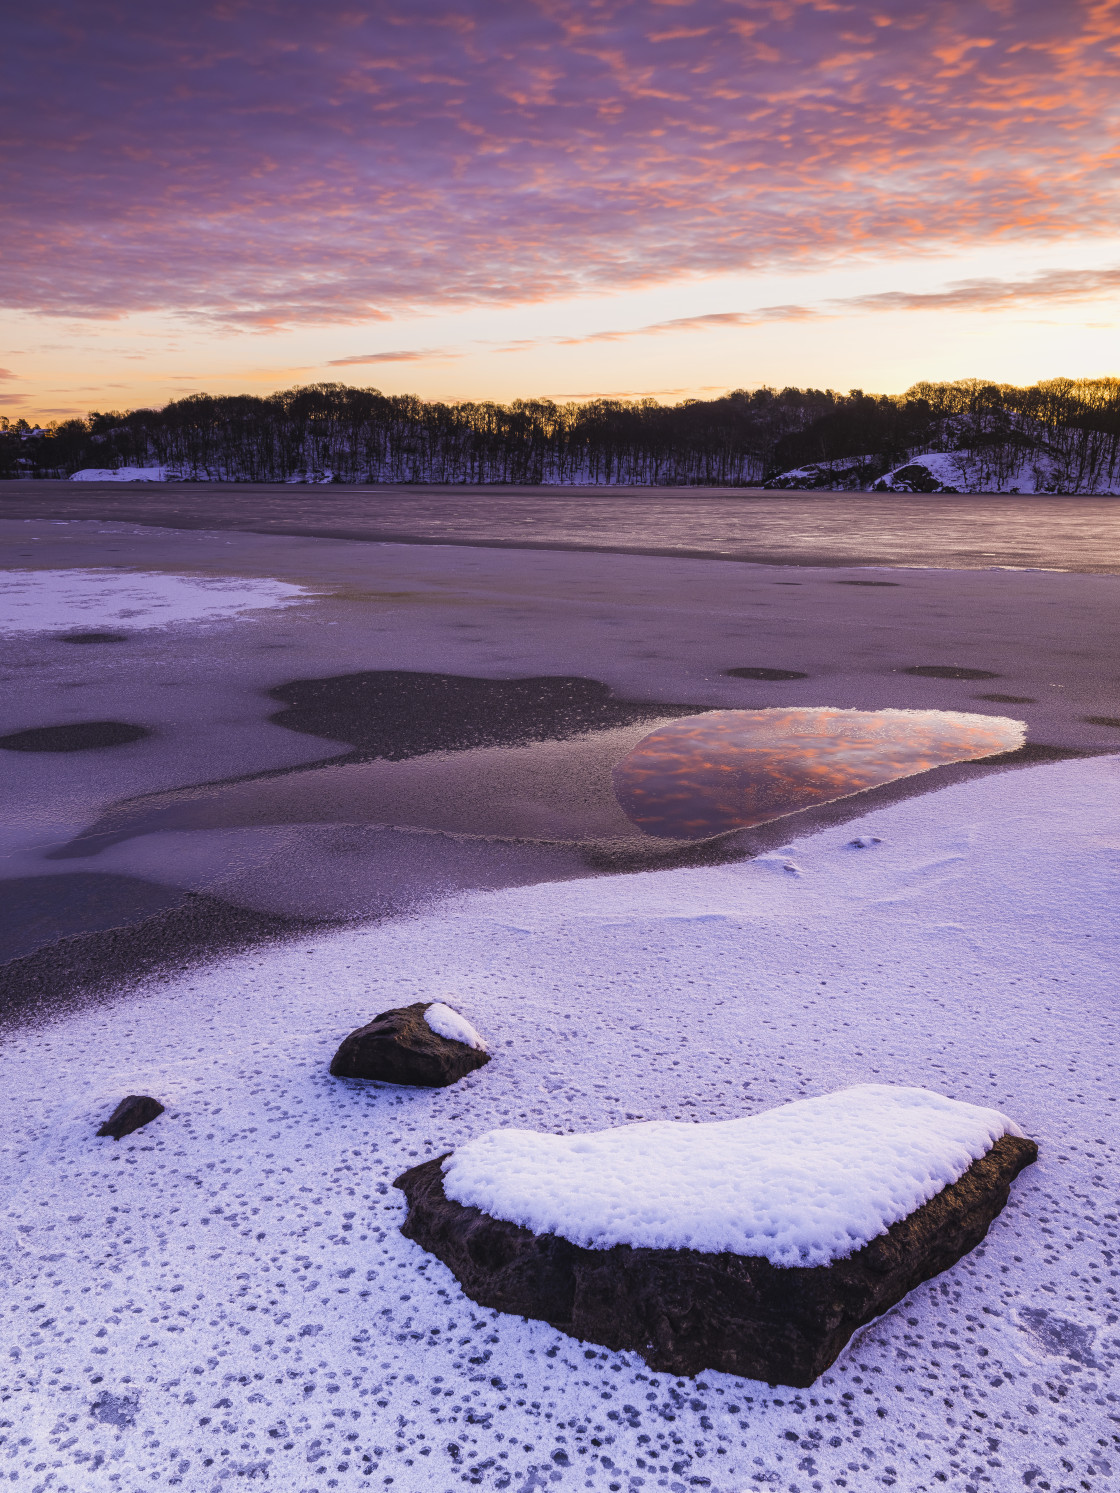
[[441, 1086, 1023, 1264], [425, 1003, 489, 1052], [1, 756, 1117, 1492], [70, 468, 182, 483], [0, 568, 315, 634]]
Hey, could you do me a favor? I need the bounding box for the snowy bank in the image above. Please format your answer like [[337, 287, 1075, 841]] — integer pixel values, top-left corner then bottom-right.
[[0, 755, 1117, 1490]]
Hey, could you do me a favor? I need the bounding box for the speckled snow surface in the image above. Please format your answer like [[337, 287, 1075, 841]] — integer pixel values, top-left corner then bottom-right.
[[0, 568, 314, 634], [425, 1004, 488, 1052], [2, 756, 1119, 1493], [442, 1086, 1023, 1264]]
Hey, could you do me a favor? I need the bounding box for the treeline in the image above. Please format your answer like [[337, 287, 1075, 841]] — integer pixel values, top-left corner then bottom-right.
[[3, 376, 1120, 489]]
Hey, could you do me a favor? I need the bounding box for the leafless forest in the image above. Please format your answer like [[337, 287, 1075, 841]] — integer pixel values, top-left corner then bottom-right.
[[4, 377, 1120, 490]]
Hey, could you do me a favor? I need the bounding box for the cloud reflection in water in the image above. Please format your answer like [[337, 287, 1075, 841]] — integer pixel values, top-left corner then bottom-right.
[[613, 708, 1025, 841]]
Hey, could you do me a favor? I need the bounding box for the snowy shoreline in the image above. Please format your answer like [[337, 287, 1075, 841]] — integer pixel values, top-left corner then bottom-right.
[[2, 754, 1115, 1491]]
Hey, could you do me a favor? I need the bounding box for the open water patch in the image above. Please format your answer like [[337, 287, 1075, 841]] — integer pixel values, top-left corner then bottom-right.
[[612, 707, 1025, 839], [52, 699, 1025, 873], [0, 721, 151, 753]]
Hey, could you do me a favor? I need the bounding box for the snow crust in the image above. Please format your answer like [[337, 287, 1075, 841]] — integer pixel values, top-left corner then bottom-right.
[[0, 567, 314, 634], [442, 1084, 1020, 1264], [424, 1001, 488, 1050]]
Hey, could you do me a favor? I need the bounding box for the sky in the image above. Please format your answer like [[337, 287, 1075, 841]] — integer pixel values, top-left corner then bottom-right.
[[3, 0, 1120, 420]]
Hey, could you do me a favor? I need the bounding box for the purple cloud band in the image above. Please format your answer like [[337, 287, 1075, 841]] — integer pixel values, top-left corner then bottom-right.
[[3, 2, 1119, 327]]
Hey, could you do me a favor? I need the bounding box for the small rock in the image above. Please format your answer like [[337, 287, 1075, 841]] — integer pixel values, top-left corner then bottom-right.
[[96, 1094, 165, 1140], [395, 1132, 1037, 1386], [330, 1001, 490, 1088]]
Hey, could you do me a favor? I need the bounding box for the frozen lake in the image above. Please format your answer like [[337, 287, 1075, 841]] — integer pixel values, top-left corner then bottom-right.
[[6, 478, 1120, 571], [1, 491, 1117, 1492], [2, 506, 1120, 1012]]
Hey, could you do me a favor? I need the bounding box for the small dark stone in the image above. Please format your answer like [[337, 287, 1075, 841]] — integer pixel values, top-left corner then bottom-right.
[[1082, 715, 1120, 728], [96, 1094, 164, 1140], [724, 667, 808, 681], [834, 580, 900, 587], [395, 1133, 1037, 1386], [330, 1002, 490, 1088], [975, 693, 1036, 704], [0, 721, 151, 753], [903, 665, 1000, 681]]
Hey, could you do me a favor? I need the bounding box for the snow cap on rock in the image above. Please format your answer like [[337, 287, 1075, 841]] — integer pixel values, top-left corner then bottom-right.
[[441, 1084, 1023, 1267], [424, 1001, 487, 1051]]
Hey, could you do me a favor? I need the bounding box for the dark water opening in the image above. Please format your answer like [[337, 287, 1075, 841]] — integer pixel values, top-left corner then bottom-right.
[[1083, 715, 1120, 729], [0, 721, 152, 753], [613, 707, 1024, 840], [976, 692, 1036, 704], [724, 667, 809, 681], [267, 670, 684, 758], [904, 665, 1000, 681], [835, 579, 900, 587], [0, 873, 190, 963], [57, 631, 131, 644]]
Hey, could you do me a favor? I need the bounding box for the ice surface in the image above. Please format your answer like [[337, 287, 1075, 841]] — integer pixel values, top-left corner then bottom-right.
[[0, 567, 314, 633], [441, 1084, 1021, 1263], [424, 1000, 488, 1050]]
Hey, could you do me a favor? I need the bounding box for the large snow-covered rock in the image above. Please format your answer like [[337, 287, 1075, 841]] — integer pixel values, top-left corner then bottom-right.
[[396, 1086, 1037, 1384], [330, 1001, 490, 1087]]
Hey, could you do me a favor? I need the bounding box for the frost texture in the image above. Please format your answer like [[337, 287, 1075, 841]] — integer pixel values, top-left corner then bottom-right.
[[442, 1084, 1021, 1265], [423, 1001, 487, 1051]]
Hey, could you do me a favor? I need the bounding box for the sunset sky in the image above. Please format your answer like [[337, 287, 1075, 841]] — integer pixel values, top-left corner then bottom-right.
[[3, 0, 1120, 420]]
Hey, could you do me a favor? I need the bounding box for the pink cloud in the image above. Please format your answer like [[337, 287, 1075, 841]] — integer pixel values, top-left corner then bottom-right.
[[2, 3, 1118, 327], [507, 265, 1120, 350], [327, 349, 460, 364]]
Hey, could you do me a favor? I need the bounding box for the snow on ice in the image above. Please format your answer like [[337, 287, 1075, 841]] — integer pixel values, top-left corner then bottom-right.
[[0, 755, 1117, 1490], [0, 567, 316, 634]]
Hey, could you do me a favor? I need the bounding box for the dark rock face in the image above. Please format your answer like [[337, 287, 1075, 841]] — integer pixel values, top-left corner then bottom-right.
[[331, 1002, 490, 1088], [395, 1133, 1037, 1386], [97, 1094, 165, 1140], [0, 721, 151, 752], [875, 463, 958, 494]]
